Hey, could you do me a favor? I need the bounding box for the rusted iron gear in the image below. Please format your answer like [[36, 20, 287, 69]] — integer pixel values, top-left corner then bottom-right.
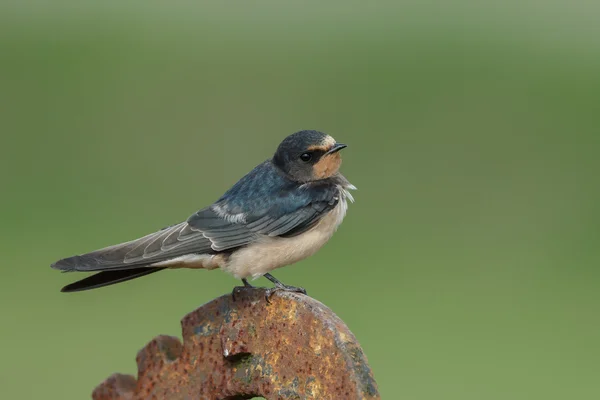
[[93, 288, 379, 400]]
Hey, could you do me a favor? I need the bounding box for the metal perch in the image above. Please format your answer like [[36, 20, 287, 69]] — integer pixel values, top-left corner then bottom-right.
[[92, 288, 380, 399]]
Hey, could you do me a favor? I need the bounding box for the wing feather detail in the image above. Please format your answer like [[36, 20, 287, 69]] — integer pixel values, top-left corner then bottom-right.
[[187, 187, 342, 250], [52, 222, 213, 272]]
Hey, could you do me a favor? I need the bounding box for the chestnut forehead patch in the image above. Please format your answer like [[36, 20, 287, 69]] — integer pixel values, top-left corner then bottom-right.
[[307, 135, 337, 152]]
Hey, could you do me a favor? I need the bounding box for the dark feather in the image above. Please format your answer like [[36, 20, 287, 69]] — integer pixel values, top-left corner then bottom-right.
[[187, 162, 343, 249], [60, 267, 165, 292], [51, 222, 213, 272]]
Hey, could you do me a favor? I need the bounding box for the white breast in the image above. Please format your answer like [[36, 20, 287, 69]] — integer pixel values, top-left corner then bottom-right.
[[222, 186, 354, 279]]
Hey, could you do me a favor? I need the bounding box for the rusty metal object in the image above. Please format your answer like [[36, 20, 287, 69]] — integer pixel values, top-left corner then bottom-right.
[[93, 288, 379, 399]]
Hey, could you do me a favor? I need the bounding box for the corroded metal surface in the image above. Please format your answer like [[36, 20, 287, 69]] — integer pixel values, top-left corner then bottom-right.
[[93, 288, 379, 400]]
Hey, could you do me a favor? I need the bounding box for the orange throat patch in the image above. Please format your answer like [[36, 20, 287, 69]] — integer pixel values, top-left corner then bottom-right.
[[313, 153, 342, 179]]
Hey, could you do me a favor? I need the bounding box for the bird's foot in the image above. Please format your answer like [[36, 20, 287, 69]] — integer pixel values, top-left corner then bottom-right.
[[265, 285, 307, 303], [263, 273, 307, 304], [232, 278, 255, 301]]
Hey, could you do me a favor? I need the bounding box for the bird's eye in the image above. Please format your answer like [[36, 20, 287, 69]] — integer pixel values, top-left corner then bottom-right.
[[300, 152, 313, 162]]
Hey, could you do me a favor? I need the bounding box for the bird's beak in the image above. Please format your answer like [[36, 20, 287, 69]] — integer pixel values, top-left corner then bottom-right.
[[326, 143, 347, 155]]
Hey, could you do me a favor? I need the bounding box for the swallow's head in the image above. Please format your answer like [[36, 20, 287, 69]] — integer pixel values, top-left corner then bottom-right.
[[273, 130, 347, 182]]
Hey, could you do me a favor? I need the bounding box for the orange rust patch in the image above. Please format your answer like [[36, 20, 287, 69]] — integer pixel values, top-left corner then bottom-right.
[[313, 153, 342, 179]]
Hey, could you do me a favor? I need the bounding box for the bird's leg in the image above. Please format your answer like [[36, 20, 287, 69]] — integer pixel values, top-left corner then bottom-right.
[[264, 273, 307, 303], [242, 278, 253, 288], [232, 278, 255, 301]]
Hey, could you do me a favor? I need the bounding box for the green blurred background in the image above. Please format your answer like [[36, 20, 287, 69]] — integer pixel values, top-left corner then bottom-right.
[[1, 1, 599, 399]]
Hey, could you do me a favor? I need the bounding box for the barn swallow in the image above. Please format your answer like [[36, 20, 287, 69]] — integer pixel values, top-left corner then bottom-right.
[[51, 130, 355, 298]]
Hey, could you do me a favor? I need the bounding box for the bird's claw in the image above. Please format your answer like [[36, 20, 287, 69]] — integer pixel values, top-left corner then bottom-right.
[[265, 284, 307, 304], [232, 279, 255, 301], [231, 286, 248, 301]]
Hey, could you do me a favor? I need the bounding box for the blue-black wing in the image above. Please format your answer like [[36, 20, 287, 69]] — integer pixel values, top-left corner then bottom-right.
[[187, 161, 341, 251], [51, 221, 214, 272]]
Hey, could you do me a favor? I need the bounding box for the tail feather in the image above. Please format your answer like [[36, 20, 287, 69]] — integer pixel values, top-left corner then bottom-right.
[[51, 221, 213, 272], [60, 267, 165, 293]]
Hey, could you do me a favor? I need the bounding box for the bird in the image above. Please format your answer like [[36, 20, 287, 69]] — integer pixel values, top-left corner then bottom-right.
[[51, 130, 356, 298]]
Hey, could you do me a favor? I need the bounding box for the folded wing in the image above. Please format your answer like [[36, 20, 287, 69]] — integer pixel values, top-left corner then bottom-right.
[[187, 185, 340, 251], [51, 222, 213, 272]]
